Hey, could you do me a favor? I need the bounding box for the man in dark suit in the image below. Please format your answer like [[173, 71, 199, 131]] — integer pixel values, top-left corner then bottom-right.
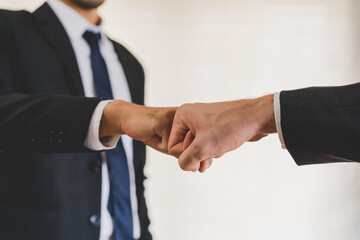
[[0, 0, 174, 239], [169, 84, 360, 172]]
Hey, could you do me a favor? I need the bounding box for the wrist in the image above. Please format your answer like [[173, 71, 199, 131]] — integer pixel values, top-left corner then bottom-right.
[[256, 94, 277, 135], [99, 100, 130, 138]]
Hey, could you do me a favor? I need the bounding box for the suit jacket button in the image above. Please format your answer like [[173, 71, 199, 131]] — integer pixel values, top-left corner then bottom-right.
[[89, 214, 100, 228]]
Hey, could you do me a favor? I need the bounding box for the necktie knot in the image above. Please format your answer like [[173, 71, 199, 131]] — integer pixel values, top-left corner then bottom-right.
[[83, 30, 102, 51]]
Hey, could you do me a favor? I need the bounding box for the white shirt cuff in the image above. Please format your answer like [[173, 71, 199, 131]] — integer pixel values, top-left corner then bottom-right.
[[84, 100, 121, 151], [274, 92, 286, 149]]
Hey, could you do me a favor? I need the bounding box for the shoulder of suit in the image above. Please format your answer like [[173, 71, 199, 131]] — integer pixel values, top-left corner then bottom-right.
[[0, 8, 40, 41], [0, 9, 33, 23]]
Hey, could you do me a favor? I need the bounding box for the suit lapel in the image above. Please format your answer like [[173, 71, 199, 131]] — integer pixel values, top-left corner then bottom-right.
[[111, 41, 141, 105], [32, 3, 85, 96]]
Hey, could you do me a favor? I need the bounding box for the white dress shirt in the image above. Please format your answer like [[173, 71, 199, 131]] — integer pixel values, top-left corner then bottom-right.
[[273, 92, 286, 149], [47, 1, 141, 239]]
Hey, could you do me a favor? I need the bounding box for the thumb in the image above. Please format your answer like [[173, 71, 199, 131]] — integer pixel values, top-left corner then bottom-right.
[[168, 113, 191, 157], [183, 131, 195, 150], [169, 131, 194, 158], [198, 158, 213, 173]]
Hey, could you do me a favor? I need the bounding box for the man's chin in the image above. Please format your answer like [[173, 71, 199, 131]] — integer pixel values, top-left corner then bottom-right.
[[70, 0, 105, 9]]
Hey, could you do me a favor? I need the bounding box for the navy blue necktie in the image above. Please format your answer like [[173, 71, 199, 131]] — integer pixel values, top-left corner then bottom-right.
[[83, 30, 134, 240]]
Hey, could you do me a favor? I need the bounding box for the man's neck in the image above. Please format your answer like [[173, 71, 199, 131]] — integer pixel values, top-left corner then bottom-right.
[[60, 0, 101, 25]]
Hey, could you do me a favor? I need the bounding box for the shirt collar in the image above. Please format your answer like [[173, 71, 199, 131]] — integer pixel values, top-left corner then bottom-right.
[[47, 0, 103, 41]]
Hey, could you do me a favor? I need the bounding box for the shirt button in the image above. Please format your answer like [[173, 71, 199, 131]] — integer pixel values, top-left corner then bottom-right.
[[89, 214, 100, 228]]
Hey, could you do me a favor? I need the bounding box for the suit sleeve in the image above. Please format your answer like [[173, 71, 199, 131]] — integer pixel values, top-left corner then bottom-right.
[[0, 12, 102, 153], [0, 92, 102, 153], [280, 83, 360, 165]]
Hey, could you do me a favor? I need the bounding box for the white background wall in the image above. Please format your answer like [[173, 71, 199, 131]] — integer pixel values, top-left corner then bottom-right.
[[1, 0, 360, 239]]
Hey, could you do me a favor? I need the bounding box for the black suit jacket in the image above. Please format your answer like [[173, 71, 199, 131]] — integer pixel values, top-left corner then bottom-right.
[[280, 83, 360, 166], [0, 3, 151, 240]]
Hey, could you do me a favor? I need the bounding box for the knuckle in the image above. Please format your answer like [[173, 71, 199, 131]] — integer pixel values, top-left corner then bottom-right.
[[189, 163, 199, 172], [162, 108, 176, 122], [179, 162, 189, 171], [178, 103, 192, 113], [179, 159, 198, 172], [180, 103, 190, 109], [176, 105, 186, 116]]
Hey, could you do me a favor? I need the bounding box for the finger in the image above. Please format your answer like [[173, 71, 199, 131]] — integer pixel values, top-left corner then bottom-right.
[[199, 160, 209, 173], [208, 158, 213, 168], [171, 130, 194, 157], [178, 157, 200, 172], [151, 108, 177, 154], [143, 136, 163, 153], [160, 107, 178, 150], [178, 137, 210, 172], [198, 158, 213, 173], [168, 112, 190, 156], [159, 123, 172, 154]]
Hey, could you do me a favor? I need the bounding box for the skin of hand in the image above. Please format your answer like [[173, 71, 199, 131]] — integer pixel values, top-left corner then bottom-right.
[[99, 100, 176, 154], [168, 95, 277, 172]]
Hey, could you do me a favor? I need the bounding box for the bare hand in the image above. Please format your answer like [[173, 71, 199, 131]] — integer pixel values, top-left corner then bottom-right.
[[168, 95, 276, 172], [100, 100, 176, 154]]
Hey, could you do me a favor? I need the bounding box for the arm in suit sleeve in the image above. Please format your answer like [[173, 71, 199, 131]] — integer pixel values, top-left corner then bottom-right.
[[0, 92, 102, 153], [279, 83, 360, 165], [0, 11, 103, 153]]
